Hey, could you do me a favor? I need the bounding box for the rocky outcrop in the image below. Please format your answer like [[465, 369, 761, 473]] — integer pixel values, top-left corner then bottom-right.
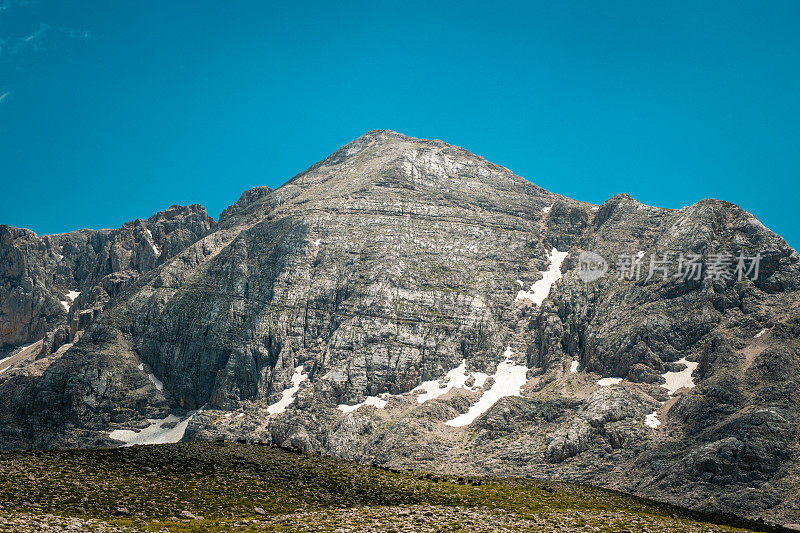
[[0, 205, 216, 352], [545, 387, 654, 463], [0, 225, 65, 349], [546, 417, 594, 463]]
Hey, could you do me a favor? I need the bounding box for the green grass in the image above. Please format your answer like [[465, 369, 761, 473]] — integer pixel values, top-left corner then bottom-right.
[[0, 442, 785, 532]]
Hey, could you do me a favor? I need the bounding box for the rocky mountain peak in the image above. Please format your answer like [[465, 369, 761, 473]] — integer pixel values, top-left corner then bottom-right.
[[213, 130, 562, 231], [219, 187, 273, 224]]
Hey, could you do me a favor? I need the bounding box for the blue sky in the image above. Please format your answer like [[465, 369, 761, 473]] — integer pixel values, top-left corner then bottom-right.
[[1, 1, 798, 248]]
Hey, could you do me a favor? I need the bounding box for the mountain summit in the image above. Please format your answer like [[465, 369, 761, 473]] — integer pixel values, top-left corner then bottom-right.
[[1, 132, 799, 526]]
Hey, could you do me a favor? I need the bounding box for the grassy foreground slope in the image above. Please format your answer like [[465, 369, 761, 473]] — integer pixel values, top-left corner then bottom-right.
[[0, 442, 789, 532]]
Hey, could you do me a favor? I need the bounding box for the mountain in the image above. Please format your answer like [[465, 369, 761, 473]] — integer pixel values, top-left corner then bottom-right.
[[0, 130, 798, 527]]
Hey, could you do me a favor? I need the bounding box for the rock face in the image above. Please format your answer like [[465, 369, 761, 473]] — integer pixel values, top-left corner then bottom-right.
[[0, 205, 216, 353], [0, 130, 799, 526]]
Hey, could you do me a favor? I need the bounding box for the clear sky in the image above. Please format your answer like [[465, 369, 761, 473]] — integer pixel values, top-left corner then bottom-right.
[[1, 1, 798, 247]]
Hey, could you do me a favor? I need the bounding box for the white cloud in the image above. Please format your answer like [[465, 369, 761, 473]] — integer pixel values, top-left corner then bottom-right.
[[21, 22, 48, 44]]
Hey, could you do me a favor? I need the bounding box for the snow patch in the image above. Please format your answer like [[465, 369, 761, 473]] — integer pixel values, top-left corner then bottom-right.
[[645, 411, 661, 428], [337, 394, 389, 413], [516, 248, 568, 305], [471, 371, 489, 389], [144, 228, 161, 257], [661, 357, 698, 395], [414, 360, 488, 403], [643, 357, 699, 429], [109, 411, 199, 446], [0, 354, 16, 370], [60, 290, 81, 312], [570, 360, 579, 373], [0, 341, 37, 373], [597, 377, 623, 387], [136, 362, 164, 391], [445, 347, 528, 427], [267, 366, 307, 415], [148, 373, 164, 391]]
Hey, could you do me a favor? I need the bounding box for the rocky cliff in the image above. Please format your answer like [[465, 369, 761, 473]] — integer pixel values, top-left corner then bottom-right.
[[0, 205, 216, 353], [0, 131, 798, 527]]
